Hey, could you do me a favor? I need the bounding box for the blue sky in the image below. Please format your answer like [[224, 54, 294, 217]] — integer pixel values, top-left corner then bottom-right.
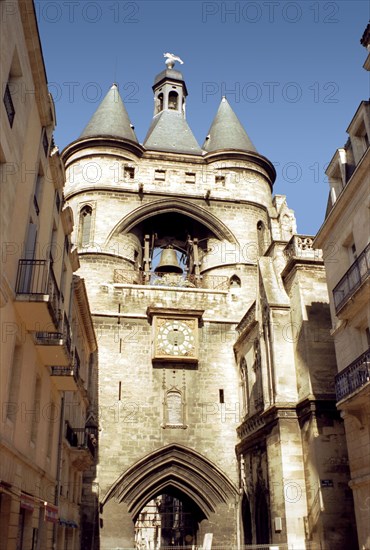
[[36, 1, 369, 235]]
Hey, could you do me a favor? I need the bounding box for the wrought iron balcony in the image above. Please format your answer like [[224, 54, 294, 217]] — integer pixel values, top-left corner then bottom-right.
[[51, 365, 78, 391], [50, 349, 81, 391], [333, 243, 370, 314], [113, 269, 229, 290], [34, 318, 72, 366], [65, 423, 96, 460], [15, 259, 62, 329], [335, 348, 370, 402]]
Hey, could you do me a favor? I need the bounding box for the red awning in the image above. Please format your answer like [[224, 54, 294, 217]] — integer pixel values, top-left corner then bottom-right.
[[44, 502, 58, 523]]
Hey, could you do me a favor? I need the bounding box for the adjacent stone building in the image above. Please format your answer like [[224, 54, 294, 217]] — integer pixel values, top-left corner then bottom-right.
[[0, 2, 97, 549], [63, 54, 356, 548], [314, 25, 370, 550]]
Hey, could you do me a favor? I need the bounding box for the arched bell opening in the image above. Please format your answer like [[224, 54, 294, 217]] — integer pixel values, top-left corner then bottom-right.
[[168, 90, 179, 110], [106, 199, 239, 288], [122, 212, 219, 287], [134, 487, 205, 548]]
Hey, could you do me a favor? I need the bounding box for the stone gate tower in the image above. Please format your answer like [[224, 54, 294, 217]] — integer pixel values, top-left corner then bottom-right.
[[63, 59, 355, 549]]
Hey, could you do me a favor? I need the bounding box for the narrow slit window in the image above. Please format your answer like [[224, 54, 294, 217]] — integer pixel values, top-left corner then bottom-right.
[[79, 205, 93, 247], [3, 83, 15, 127]]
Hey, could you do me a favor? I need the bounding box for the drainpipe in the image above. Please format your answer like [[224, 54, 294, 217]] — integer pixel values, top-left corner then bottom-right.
[[52, 393, 65, 550]]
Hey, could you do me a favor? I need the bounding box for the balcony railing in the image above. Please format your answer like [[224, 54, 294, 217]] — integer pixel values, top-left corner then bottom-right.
[[35, 318, 71, 353], [16, 259, 61, 326], [113, 269, 229, 290], [50, 352, 80, 391], [335, 348, 370, 402], [65, 423, 96, 458], [284, 235, 322, 261], [333, 243, 370, 313]]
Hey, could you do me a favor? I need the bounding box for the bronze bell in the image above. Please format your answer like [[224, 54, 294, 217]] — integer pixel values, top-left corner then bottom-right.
[[155, 246, 183, 274]]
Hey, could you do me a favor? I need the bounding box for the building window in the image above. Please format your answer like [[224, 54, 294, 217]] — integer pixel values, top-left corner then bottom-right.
[[185, 172, 196, 184], [7, 343, 23, 423], [42, 128, 49, 156], [124, 166, 135, 180], [55, 191, 61, 213], [215, 175, 225, 186], [30, 377, 41, 444], [168, 91, 178, 110], [240, 358, 249, 416], [257, 221, 266, 256], [156, 92, 164, 114], [33, 166, 44, 216], [79, 205, 93, 247], [3, 83, 15, 127], [4, 48, 22, 129], [154, 169, 166, 182], [230, 274, 241, 288], [47, 402, 56, 460]]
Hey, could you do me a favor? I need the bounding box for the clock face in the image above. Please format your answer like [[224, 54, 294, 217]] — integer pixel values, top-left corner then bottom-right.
[[157, 319, 195, 357]]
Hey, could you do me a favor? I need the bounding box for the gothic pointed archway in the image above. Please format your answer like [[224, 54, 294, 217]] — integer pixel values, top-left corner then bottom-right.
[[101, 443, 238, 520]]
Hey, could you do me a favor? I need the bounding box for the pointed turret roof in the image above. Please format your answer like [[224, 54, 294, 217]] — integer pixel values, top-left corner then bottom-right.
[[79, 84, 138, 142], [202, 97, 257, 153], [143, 111, 202, 155]]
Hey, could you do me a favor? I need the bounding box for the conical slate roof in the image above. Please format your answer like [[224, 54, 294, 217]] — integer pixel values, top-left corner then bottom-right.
[[79, 84, 138, 142], [143, 111, 202, 155], [202, 97, 257, 153]]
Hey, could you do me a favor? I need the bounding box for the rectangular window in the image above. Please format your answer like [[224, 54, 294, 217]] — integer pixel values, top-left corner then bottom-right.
[[55, 191, 61, 213], [366, 327, 370, 347], [124, 166, 135, 180], [349, 242, 357, 263], [154, 169, 166, 182], [47, 402, 56, 460], [7, 343, 23, 423], [215, 175, 225, 186], [185, 172, 196, 184], [50, 222, 58, 262], [3, 83, 15, 127], [33, 167, 44, 216], [30, 377, 41, 444], [42, 128, 49, 156]]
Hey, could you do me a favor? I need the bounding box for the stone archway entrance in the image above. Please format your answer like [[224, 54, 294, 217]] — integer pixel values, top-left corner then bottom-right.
[[100, 444, 239, 548], [134, 490, 204, 548]]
